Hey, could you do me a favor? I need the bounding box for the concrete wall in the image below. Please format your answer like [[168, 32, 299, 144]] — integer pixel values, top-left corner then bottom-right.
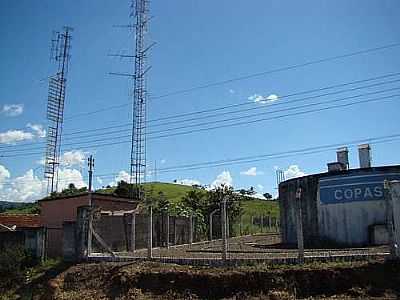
[[63, 221, 76, 262], [0, 229, 45, 260], [279, 175, 320, 245], [319, 199, 387, 245]]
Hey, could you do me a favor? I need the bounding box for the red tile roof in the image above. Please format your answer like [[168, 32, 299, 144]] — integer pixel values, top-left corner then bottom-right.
[[0, 214, 43, 229]]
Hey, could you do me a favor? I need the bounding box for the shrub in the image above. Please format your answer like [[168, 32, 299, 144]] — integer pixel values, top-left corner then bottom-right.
[[0, 244, 35, 290]]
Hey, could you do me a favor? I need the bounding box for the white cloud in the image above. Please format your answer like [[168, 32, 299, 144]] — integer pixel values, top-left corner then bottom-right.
[[109, 170, 131, 186], [257, 184, 264, 191], [0, 130, 34, 144], [176, 179, 201, 186], [27, 123, 46, 138], [211, 171, 233, 188], [240, 167, 264, 176], [61, 150, 87, 167], [1, 169, 46, 202], [57, 168, 86, 191], [0, 165, 11, 188], [96, 177, 103, 185], [0, 164, 86, 203], [0, 123, 47, 145], [248, 193, 268, 200], [36, 159, 46, 166], [284, 165, 306, 180], [1, 104, 24, 117], [266, 94, 279, 102], [248, 93, 279, 105]]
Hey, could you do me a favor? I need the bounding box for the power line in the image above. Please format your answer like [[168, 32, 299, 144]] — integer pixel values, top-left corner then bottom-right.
[[150, 43, 400, 100], [3, 132, 400, 185], [60, 42, 400, 121], [2, 72, 400, 151], [50, 79, 400, 141], [147, 87, 400, 136], [147, 79, 400, 129], [148, 92, 400, 140], [1, 91, 399, 158], [2, 87, 399, 154]]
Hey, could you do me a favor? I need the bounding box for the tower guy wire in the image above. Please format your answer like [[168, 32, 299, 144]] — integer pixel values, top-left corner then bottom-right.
[[130, 0, 151, 200], [44, 26, 72, 194]]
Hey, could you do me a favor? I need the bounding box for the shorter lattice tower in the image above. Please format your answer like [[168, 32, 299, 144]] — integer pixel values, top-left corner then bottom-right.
[[44, 27, 72, 194]]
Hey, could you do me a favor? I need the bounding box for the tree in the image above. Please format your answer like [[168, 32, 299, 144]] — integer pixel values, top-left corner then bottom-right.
[[113, 180, 131, 198], [263, 192, 273, 200], [49, 183, 87, 198], [238, 186, 256, 196]]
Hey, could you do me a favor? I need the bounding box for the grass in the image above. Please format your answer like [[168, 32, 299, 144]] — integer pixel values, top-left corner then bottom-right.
[[99, 182, 200, 204], [101, 182, 279, 235]]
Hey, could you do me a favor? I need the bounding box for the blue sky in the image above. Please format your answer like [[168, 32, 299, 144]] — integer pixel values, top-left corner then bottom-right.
[[1, 0, 400, 202]]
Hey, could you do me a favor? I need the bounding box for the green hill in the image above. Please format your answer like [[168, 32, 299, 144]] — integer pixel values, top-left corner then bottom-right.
[[0, 201, 39, 214], [1, 183, 279, 236], [99, 182, 199, 204], [99, 182, 279, 235]]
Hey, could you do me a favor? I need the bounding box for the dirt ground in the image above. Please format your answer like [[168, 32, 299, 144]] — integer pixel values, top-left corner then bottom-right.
[[92, 234, 390, 261], [6, 259, 399, 300]]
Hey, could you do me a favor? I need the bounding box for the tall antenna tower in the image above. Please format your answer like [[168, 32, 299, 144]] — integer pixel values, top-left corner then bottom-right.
[[130, 0, 150, 200], [44, 27, 72, 194]]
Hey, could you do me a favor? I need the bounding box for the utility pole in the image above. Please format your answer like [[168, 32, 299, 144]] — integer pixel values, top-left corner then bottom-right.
[[87, 155, 94, 256], [296, 187, 304, 264], [88, 155, 94, 194]]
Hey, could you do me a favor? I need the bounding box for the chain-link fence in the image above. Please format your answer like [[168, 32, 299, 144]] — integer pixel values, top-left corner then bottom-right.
[[63, 191, 391, 264]]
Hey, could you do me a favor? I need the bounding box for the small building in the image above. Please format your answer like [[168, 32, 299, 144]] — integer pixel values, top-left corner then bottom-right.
[[279, 145, 400, 247], [39, 192, 138, 257], [0, 214, 45, 260]]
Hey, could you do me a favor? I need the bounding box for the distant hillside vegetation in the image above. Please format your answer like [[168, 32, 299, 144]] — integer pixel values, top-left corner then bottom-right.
[[99, 182, 201, 204], [0, 182, 279, 220], [100, 181, 279, 218], [0, 201, 39, 214]]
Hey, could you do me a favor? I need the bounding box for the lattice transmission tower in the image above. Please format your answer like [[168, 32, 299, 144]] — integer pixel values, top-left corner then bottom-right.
[[44, 27, 72, 194], [130, 0, 151, 200]]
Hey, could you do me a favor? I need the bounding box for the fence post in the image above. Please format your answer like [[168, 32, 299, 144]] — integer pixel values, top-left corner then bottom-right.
[[76, 206, 90, 261], [296, 187, 304, 264], [166, 213, 170, 249], [174, 217, 177, 245], [386, 180, 400, 259], [147, 205, 153, 259], [209, 209, 219, 241], [260, 215, 263, 233], [221, 195, 228, 262], [130, 212, 136, 252], [268, 215, 272, 232], [239, 214, 242, 236], [189, 214, 193, 245]]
